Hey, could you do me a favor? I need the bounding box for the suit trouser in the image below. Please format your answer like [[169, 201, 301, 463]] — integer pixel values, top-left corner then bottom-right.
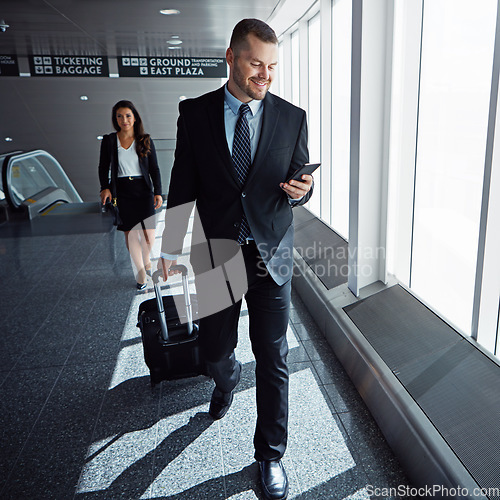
[[198, 241, 291, 462]]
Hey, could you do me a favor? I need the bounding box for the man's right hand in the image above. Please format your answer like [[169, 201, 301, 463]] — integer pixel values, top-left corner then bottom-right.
[[158, 257, 181, 282]]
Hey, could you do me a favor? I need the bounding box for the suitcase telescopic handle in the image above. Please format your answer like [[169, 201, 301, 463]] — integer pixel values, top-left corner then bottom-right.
[[152, 269, 162, 284], [152, 265, 188, 284], [171, 264, 188, 276], [152, 265, 193, 335], [152, 274, 169, 342]]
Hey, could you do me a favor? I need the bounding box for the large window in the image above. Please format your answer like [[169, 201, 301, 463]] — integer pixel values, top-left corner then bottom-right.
[[278, 42, 285, 97], [308, 13, 322, 217], [291, 30, 300, 107], [410, 0, 497, 334], [272, 0, 499, 355], [331, 0, 352, 239]]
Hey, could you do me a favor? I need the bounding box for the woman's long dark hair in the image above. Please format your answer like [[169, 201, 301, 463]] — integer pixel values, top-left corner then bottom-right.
[[111, 100, 151, 157]]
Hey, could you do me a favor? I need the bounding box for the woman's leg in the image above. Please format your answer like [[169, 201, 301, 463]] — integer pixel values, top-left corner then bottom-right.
[[125, 230, 147, 284], [141, 227, 156, 272]]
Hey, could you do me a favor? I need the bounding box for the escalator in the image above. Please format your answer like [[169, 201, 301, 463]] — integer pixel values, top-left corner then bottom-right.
[[0, 150, 113, 236]]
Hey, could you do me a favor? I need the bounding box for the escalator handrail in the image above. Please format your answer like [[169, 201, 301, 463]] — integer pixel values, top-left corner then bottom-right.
[[1, 149, 83, 210], [2, 152, 23, 210]]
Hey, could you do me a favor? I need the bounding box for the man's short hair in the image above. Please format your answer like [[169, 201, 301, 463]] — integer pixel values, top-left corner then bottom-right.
[[230, 18, 278, 55]]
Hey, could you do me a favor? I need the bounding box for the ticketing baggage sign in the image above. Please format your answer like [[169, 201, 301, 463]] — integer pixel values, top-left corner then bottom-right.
[[28, 55, 109, 77], [118, 57, 226, 78]]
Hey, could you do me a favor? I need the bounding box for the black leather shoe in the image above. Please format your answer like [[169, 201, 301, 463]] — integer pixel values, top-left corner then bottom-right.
[[209, 387, 234, 420], [259, 460, 288, 500], [208, 360, 242, 420]]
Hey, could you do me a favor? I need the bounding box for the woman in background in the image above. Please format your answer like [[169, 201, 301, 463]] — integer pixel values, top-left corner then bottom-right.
[[99, 100, 163, 289]]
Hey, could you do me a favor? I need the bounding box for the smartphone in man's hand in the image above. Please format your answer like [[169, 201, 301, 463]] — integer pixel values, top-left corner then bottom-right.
[[287, 162, 320, 184]]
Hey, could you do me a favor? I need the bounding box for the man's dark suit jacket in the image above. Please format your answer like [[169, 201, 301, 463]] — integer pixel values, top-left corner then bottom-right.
[[98, 132, 162, 196], [162, 86, 312, 286]]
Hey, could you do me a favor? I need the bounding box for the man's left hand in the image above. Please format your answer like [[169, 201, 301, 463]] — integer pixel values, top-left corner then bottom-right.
[[280, 174, 313, 199]]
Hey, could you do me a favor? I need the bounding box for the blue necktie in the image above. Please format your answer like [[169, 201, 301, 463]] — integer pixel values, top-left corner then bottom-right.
[[232, 104, 252, 244]]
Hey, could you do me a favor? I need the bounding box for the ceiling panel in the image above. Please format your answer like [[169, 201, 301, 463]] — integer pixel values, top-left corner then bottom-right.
[[0, 0, 281, 201], [0, 0, 280, 56]]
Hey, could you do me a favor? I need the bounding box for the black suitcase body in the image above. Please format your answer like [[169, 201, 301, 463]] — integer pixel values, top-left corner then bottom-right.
[[137, 265, 208, 386]]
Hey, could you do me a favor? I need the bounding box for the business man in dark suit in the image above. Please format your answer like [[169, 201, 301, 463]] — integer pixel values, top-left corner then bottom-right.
[[160, 19, 313, 500]]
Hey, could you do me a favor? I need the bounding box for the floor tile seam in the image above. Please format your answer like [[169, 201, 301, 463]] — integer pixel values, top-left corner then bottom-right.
[[311, 361, 341, 388], [335, 409, 353, 415], [58, 270, 113, 370], [0, 285, 72, 388], [6, 350, 124, 373], [1, 361, 72, 374], [70, 232, 114, 270], [1, 275, 111, 497], [72, 272, 157, 498], [283, 455, 305, 496], [1, 265, 61, 325], [216, 421, 228, 499], [300, 338, 319, 365], [1, 233, 94, 327], [83, 231, 114, 266], [148, 383, 165, 498], [71, 319, 125, 499], [2, 256, 105, 382], [288, 360, 347, 419], [290, 360, 351, 421], [335, 410, 380, 485], [320, 385, 347, 417], [289, 358, 328, 379], [289, 318, 322, 339], [289, 302, 321, 323], [4, 278, 111, 489], [0, 361, 67, 497], [289, 316, 317, 328], [62, 355, 124, 368]]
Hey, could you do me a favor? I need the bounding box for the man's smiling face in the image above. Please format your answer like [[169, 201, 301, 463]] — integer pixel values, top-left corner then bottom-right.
[[226, 33, 278, 102]]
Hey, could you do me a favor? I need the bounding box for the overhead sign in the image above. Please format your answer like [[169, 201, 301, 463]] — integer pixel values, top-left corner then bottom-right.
[[28, 55, 109, 77], [0, 55, 19, 76], [117, 57, 226, 78]]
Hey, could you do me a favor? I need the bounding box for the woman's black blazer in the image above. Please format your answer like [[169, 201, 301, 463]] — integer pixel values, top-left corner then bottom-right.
[[98, 132, 162, 196]]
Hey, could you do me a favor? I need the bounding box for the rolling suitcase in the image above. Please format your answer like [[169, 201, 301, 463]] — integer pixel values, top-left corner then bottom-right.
[[137, 264, 208, 387]]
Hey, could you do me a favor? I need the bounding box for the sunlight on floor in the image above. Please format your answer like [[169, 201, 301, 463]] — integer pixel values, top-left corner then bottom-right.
[[76, 208, 359, 498]]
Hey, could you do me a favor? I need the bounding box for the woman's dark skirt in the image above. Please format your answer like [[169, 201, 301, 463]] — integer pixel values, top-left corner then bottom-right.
[[115, 176, 156, 232]]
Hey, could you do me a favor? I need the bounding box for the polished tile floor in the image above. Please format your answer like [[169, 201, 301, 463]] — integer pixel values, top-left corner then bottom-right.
[[0, 209, 410, 499]]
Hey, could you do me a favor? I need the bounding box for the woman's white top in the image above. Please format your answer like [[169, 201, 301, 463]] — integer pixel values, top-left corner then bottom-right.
[[117, 139, 143, 177]]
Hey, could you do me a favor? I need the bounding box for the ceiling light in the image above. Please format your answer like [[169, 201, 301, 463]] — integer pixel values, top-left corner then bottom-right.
[[5, 137, 13, 142], [160, 9, 180, 15], [167, 39, 182, 45], [179, 96, 186, 101], [80, 95, 88, 101], [168, 46, 182, 50], [97, 136, 103, 140]]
